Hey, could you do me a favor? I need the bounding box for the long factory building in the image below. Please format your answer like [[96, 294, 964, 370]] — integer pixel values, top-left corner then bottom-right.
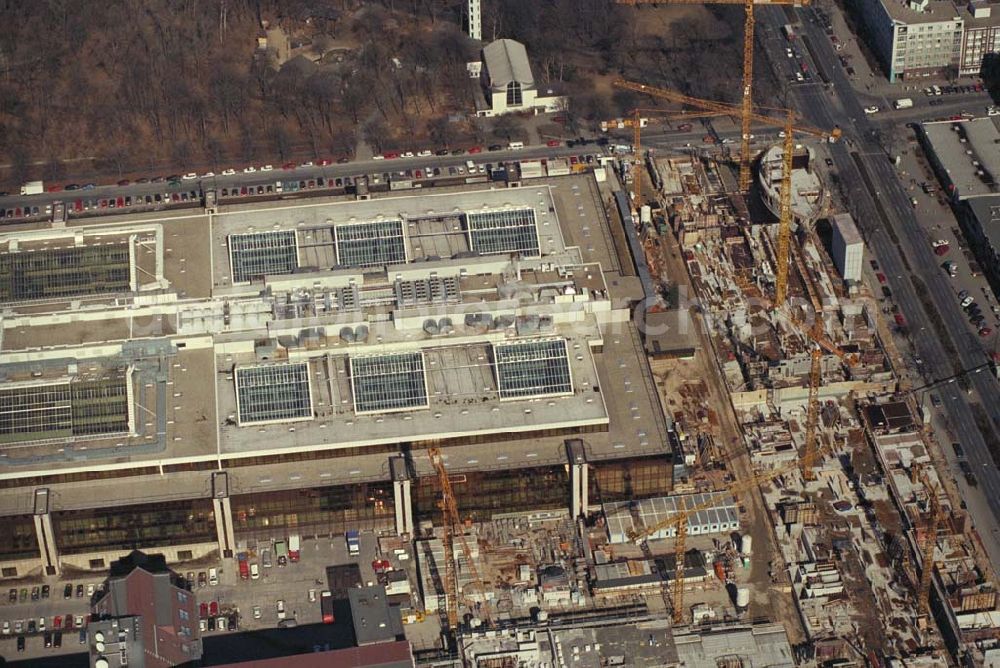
[[0, 177, 675, 578]]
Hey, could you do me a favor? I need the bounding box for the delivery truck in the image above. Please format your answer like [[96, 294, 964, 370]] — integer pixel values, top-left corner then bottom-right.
[[346, 530, 360, 557], [288, 534, 301, 563], [20, 181, 43, 196], [894, 98, 914, 110]]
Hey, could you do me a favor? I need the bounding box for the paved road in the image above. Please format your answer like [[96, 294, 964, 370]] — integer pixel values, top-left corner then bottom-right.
[[0, 144, 599, 220], [757, 5, 1000, 568]]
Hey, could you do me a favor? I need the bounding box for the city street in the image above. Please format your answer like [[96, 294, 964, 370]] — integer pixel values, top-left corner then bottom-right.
[[756, 4, 1000, 568], [0, 144, 596, 220]]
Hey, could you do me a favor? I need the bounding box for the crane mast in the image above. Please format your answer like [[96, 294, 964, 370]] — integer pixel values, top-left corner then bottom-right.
[[427, 447, 492, 631], [614, 0, 811, 190]]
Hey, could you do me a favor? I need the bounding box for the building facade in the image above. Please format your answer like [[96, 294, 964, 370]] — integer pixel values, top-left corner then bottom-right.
[[960, 2, 1000, 75], [476, 39, 565, 117], [831, 213, 864, 284], [466, 0, 481, 41], [857, 0, 1000, 81], [0, 177, 672, 580]]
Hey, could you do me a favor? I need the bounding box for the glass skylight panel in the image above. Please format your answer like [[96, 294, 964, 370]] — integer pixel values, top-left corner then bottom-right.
[[350, 352, 428, 414], [466, 208, 540, 257], [493, 339, 572, 400], [229, 231, 298, 283], [335, 220, 406, 268], [235, 363, 312, 425]]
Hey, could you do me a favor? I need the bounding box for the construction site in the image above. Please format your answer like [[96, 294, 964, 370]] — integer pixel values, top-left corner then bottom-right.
[[3, 3, 1000, 668], [410, 74, 1000, 668]]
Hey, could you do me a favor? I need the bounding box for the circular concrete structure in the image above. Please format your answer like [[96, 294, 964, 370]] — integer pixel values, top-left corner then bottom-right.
[[757, 144, 828, 226]]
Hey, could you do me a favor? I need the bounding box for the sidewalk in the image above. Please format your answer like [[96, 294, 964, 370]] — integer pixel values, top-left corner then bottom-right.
[[820, 2, 983, 104]]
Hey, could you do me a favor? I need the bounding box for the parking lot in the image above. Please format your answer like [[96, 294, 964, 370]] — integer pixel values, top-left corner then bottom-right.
[[0, 578, 104, 660], [0, 529, 445, 662]]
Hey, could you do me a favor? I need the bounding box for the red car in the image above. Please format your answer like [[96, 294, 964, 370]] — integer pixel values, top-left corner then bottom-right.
[[933, 244, 950, 256], [199, 603, 208, 618], [282, 162, 296, 170], [980, 327, 993, 337], [54, 616, 62, 628], [47, 185, 63, 193], [383, 152, 399, 159], [209, 601, 219, 616], [876, 272, 887, 284], [116, 197, 124, 207], [74, 199, 83, 212], [546, 140, 560, 147], [117, 179, 130, 186], [468, 146, 483, 154], [894, 313, 906, 326], [318, 158, 332, 166]]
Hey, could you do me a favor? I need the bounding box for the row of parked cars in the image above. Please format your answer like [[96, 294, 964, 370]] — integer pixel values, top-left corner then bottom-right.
[[198, 600, 238, 633], [924, 83, 985, 97], [6, 582, 96, 604], [4, 614, 89, 652], [375, 141, 548, 161]]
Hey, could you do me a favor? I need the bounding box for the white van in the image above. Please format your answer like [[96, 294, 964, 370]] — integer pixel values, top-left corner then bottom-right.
[[466, 159, 476, 171], [508, 141, 524, 150], [208, 567, 219, 586]]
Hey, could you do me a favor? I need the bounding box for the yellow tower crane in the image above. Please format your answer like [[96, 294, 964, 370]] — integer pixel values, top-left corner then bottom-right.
[[625, 435, 834, 624], [427, 447, 492, 630], [613, 79, 840, 305], [615, 0, 811, 192], [917, 474, 945, 614]]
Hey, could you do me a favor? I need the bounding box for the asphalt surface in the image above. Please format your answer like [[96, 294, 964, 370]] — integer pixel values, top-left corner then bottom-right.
[[0, 145, 596, 219], [755, 5, 1000, 567]]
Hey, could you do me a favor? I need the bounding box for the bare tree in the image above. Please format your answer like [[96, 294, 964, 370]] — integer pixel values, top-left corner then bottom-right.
[[42, 157, 66, 182], [428, 116, 456, 149], [363, 117, 390, 154]]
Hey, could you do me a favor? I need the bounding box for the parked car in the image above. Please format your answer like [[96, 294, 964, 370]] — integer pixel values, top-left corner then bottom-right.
[[276, 600, 286, 620], [64, 584, 73, 599]]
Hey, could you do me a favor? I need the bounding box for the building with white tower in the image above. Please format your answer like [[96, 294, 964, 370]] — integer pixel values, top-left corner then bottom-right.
[[467, 0, 481, 41]]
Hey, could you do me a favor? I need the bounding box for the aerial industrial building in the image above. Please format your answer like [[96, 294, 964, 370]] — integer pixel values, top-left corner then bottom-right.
[[0, 178, 673, 580]]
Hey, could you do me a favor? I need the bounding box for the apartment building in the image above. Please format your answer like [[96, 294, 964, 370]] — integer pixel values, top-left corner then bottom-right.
[[857, 0, 1000, 81]]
